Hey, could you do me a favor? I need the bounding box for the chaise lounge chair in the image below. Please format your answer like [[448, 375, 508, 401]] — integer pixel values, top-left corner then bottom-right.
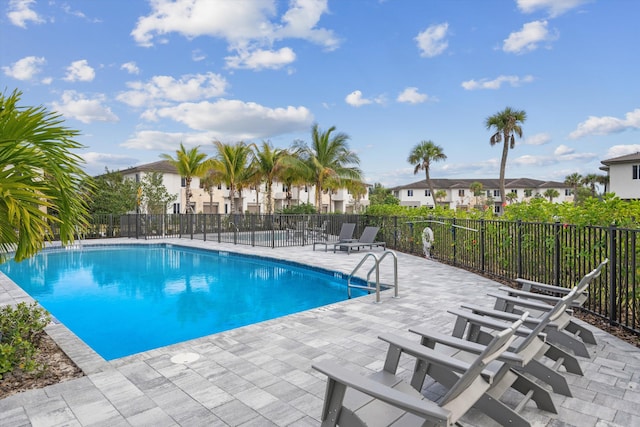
[[312, 313, 526, 427], [333, 226, 386, 254], [313, 223, 356, 251]]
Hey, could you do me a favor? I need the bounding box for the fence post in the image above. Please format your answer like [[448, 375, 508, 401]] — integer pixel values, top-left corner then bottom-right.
[[217, 214, 221, 243], [517, 220, 523, 278], [393, 216, 398, 250], [609, 223, 617, 326], [554, 220, 561, 286], [452, 218, 457, 265], [480, 219, 485, 273]]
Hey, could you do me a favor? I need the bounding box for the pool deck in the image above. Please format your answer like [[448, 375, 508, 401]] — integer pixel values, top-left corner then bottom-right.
[[1, 238, 639, 426]]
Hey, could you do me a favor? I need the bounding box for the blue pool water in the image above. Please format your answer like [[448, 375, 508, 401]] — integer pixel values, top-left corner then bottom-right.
[[0, 244, 365, 360]]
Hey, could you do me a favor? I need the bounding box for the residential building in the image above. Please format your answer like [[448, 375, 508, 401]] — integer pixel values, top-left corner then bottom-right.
[[600, 152, 639, 199], [390, 178, 573, 214], [116, 160, 368, 214]]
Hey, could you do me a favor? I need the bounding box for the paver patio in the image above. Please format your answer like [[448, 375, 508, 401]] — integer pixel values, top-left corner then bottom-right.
[[1, 238, 639, 426]]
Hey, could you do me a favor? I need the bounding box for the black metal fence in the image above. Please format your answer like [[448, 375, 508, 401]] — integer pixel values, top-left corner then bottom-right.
[[69, 214, 637, 335]]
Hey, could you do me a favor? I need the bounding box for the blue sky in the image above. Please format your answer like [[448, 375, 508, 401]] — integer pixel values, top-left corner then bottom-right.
[[2, 0, 639, 187]]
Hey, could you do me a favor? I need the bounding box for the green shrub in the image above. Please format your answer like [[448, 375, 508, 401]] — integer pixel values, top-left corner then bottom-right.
[[0, 302, 51, 378]]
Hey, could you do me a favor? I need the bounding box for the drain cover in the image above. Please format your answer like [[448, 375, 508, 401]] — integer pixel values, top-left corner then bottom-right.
[[170, 352, 200, 364]]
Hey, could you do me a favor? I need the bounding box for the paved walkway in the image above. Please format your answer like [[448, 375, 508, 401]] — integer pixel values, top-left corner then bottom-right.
[[1, 238, 639, 426]]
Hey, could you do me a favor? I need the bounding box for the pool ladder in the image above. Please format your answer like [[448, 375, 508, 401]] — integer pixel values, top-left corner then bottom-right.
[[347, 250, 398, 303]]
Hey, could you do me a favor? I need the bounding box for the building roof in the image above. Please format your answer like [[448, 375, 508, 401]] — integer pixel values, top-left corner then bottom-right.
[[118, 160, 180, 176], [600, 152, 640, 166], [390, 178, 569, 191]]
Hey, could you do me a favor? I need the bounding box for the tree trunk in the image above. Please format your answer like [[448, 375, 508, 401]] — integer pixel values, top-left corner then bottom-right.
[[499, 133, 509, 208]]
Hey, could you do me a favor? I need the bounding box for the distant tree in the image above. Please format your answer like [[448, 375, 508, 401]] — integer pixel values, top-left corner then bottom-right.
[[209, 141, 255, 214], [407, 140, 447, 207], [293, 124, 362, 211], [160, 144, 209, 213], [485, 107, 527, 207], [252, 141, 290, 214], [596, 174, 609, 194], [543, 188, 560, 202], [0, 89, 91, 261], [369, 183, 399, 206], [469, 181, 484, 208], [564, 172, 583, 205], [524, 188, 534, 198], [343, 179, 368, 212], [139, 172, 176, 214], [90, 169, 138, 215], [434, 189, 447, 205], [506, 191, 518, 204]]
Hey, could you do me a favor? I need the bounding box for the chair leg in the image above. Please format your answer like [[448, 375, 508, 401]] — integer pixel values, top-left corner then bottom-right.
[[545, 328, 591, 358], [516, 359, 572, 397], [565, 320, 597, 345], [543, 343, 584, 375], [474, 393, 532, 427], [321, 378, 346, 427], [509, 370, 557, 413]]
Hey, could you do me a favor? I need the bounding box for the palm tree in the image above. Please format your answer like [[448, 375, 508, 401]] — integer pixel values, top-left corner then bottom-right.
[[485, 107, 527, 207], [469, 181, 483, 209], [209, 141, 255, 214], [543, 188, 559, 202], [581, 173, 599, 197], [293, 124, 362, 211], [564, 172, 583, 205], [0, 89, 91, 262], [596, 174, 609, 195], [252, 141, 290, 214], [407, 140, 447, 207], [160, 143, 209, 213]]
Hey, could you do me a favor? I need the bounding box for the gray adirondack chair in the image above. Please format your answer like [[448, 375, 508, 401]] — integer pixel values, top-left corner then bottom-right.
[[333, 226, 386, 254], [312, 313, 526, 427]]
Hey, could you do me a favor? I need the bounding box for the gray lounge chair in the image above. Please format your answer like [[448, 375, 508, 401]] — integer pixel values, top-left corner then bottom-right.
[[333, 226, 386, 254], [312, 313, 526, 427], [313, 223, 356, 251], [466, 259, 607, 358], [422, 260, 607, 401]]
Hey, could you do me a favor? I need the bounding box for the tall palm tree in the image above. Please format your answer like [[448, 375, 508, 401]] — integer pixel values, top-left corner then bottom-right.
[[543, 188, 559, 202], [160, 143, 209, 213], [252, 141, 290, 214], [581, 173, 599, 197], [485, 107, 527, 207], [407, 140, 447, 207], [209, 141, 255, 214], [293, 124, 362, 211], [0, 89, 91, 262], [564, 172, 583, 205]]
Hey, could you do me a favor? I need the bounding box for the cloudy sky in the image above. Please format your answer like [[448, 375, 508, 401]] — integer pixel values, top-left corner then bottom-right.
[[2, 0, 639, 186]]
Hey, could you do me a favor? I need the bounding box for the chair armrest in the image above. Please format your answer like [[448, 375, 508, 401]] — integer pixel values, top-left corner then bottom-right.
[[378, 333, 475, 374], [516, 278, 572, 295], [447, 308, 537, 339], [459, 303, 560, 332], [312, 360, 452, 423], [498, 286, 564, 304], [407, 326, 525, 368], [489, 292, 559, 312]]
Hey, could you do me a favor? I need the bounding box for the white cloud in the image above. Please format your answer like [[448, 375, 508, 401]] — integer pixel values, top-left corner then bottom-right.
[[117, 72, 228, 108], [554, 144, 574, 156], [121, 130, 215, 151], [83, 152, 140, 173], [64, 60, 96, 82], [121, 62, 140, 74], [569, 109, 640, 139], [461, 74, 534, 90], [415, 23, 449, 58], [130, 0, 338, 70], [396, 87, 428, 104], [517, 0, 590, 18], [51, 91, 118, 124], [605, 145, 640, 159], [7, 0, 44, 28], [2, 55, 45, 80], [503, 20, 557, 54], [345, 90, 384, 107], [146, 99, 313, 140], [225, 47, 296, 70], [523, 132, 551, 145], [192, 49, 206, 61]]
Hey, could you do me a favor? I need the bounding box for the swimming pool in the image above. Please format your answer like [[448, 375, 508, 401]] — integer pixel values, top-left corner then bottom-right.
[[0, 244, 366, 360]]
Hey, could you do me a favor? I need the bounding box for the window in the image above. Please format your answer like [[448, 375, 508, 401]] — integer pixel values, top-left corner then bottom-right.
[[486, 190, 492, 198], [135, 173, 140, 183], [633, 165, 640, 179], [565, 189, 572, 196], [172, 203, 180, 214], [458, 189, 465, 197], [494, 205, 501, 214], [510, 189, 517, 195], [217, 184, 222, 190], [180, 177, 186, 187], [407, 189, 414, 197], [493, 190, 500, 197], [425, 189, 431, 196]]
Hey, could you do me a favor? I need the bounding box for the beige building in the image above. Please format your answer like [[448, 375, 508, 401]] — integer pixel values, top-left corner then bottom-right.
[[118, 160, 368, 214]]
